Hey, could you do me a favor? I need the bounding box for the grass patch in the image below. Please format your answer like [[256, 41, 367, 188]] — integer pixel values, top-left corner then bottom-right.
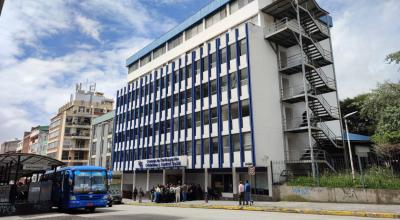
[[287, 166, 400, 190]]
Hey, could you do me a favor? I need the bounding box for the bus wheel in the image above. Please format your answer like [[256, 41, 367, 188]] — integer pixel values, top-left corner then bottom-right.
[[88, 207, 96, 213]]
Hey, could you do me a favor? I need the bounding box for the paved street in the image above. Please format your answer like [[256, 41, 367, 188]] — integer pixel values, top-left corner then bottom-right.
[[1, 204, 389, 220]]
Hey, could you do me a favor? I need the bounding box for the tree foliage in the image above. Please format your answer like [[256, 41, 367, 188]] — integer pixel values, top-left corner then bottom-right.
[[341, 81, 400, 155], [386, 51, 400, 64]]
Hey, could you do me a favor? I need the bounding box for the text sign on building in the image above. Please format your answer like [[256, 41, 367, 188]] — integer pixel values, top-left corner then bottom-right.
[[133, 156, 188, 170], [23, 164, 50, 170]]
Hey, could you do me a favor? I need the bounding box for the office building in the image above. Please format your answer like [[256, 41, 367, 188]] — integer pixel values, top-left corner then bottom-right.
[[89, 110, 114, 169], [0, 139, 20, 154], [47, 83, 114, 166], [113, 0, 342, 198], [28, 125, 49, 155]]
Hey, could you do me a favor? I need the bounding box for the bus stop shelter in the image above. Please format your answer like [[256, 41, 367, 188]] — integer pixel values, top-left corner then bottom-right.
[[0, 153, 64, 215]]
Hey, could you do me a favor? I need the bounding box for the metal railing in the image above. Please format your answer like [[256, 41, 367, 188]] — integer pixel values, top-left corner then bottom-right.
[[315, 95, 340, 118], [298, 5, 330, 37], [310, 67, 336, 89], [317, 121, 339, 147], [264, 17, 306, 37]]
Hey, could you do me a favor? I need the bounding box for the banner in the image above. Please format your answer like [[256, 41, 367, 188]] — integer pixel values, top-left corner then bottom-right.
[[133, 156, 188, 170]]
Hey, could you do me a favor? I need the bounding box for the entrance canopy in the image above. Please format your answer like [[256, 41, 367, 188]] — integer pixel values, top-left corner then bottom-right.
[[0, 153, 65, 182]]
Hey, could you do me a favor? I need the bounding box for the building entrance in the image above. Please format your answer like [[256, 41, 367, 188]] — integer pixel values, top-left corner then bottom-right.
[[166, 174, 182, 185]]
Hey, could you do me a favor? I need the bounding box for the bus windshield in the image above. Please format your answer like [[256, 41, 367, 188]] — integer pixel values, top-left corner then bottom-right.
[[74, 170, 107, 194]]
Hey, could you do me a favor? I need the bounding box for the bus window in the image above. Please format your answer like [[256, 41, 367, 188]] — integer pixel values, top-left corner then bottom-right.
[[74, 171, 107, 194]]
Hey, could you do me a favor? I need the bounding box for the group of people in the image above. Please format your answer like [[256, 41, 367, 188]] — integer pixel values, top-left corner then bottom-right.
[[238, 180, 253, 206], [132, 183, 204, 203]]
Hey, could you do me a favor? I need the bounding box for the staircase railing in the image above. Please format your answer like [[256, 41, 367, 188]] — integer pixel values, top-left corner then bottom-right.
[[264, 17, 307, 37], [318, 121, 339, 148], [281, 83, 316, 100], [315, 95, 339, 118], [298, 5, 330, 37], [310, 66, 336, 90]]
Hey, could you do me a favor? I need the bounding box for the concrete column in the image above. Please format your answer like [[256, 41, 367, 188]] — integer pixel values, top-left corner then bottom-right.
[[162, 169, 166, 185], [146, 170, 150, 191], [267, 163, 273, 198], [121, 172, 124, 197], [232, 167, 237, 194], [182, 168, 186, 184], [204, 168, 208, 193], [132, 170, 136, 193]]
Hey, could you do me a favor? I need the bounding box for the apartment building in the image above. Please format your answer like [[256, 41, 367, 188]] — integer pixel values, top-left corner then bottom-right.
[[114, 0, 342, 198], [47, 84, 114, 166], [0, 139, 20, 154], [28, 125, 49, 155], [89, 110, 114, 169]]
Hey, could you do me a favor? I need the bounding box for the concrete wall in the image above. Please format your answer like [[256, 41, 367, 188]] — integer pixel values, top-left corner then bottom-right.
[[274, 185, 400, 204]]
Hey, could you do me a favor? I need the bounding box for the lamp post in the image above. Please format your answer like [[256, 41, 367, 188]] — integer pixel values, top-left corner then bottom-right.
[[344, 111, 357, 181]]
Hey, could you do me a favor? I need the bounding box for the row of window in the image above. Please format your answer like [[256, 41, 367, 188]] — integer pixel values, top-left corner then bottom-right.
[[116, 68, 248, 127], [128, 0, 255, 73], [115, 132, 252, 160], [121, 39, 247, 113], [115, 99, 250, 143]]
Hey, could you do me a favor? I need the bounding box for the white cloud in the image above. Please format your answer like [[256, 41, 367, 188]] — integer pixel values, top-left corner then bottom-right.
[[75, 14, 102, 42], [319, 0, 400, 99], [0, 0, 167, 143]]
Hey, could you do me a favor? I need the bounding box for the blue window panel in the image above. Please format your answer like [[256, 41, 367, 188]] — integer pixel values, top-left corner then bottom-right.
[[112, 89, 120, 170], [245, 24, 256, 165], [191, 51, 196, 167], [158, 69, 163, 158], [215, 38, 223, 168], [142, 76, 148, 160], [207, 43, 212, 167], [170, 62, 175, 156], [137, 79, 143, 160], [235, 29, 244, 167], [199, 47, 204, 168], [177, 59, 182, 156], [225, 33, 234, 166], [152, 71, 157, 158], [125, 84, 131, 167], [184, 55, 188, 156], [164, 66, 168, 157], [132, 82, 137, 162], [146, 75, 152, 159]]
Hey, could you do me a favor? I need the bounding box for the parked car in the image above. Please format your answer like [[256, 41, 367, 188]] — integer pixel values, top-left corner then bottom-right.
[[107, 185, 122, 206]]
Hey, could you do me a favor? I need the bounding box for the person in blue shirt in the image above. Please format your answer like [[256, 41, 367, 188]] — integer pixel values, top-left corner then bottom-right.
[[244, 180, 251, 205]]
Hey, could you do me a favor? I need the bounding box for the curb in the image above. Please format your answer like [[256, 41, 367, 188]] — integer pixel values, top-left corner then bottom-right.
[[126, 202, 400, 219]]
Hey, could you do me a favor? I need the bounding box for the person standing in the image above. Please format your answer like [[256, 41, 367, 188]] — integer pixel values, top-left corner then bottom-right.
[[181, 184, 187, 202], [238, 181, 244, 206], [244, 180, 251, 205], [133, 187, 138, 201], [175, 185, 181, 203], [138, 187, 144, 203]]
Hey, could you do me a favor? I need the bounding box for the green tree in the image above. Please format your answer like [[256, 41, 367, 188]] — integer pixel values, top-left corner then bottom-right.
[[340, 94, 375, 135], [386, 51, 400, 64], [361, 82, 400, 155]]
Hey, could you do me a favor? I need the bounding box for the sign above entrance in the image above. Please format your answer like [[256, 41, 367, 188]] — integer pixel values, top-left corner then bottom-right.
[[133, 156, 188, 170], [23, 164, 50, 170]]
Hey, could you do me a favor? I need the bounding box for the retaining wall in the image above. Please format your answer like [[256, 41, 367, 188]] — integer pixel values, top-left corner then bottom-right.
[[274, 185, 400, 204]]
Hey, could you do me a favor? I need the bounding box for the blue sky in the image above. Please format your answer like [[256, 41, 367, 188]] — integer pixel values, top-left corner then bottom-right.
[[0, 0, 399, 143]]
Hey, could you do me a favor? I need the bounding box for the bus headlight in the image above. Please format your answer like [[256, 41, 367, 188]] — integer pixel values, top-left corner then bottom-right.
[[103, 195, 109, 200], [70, 196, 77, 201]]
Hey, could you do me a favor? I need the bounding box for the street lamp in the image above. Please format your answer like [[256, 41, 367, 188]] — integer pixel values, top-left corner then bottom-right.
[[344, 111, 358, 181]]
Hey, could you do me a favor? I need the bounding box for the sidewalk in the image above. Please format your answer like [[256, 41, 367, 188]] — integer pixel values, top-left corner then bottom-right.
[[123, 199, 400, 218]]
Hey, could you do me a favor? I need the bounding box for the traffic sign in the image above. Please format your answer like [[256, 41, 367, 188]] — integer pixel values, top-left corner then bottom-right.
[[248, 166, 255, 176]]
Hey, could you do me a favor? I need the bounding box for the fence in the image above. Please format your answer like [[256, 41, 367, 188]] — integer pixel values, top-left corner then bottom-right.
[[271, 153, 400, 190]]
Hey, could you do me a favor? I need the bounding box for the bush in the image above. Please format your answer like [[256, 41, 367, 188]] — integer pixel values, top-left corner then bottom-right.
[[287, 167, 400, 190]]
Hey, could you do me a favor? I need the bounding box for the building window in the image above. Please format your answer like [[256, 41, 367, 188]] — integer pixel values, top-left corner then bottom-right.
[[62, 151, 69, 160], [140, 53, 152, 66], [153, 44, 166, 59], [233, 134, 240, 151], [239, 68, 248, 86], [243, 132, 252, 151], [239, 39, 247, 56], [186, 22, 203, 40], [168, 34, 183, 50], [129, 61, 139, 73], [205, 7, 227, 28]]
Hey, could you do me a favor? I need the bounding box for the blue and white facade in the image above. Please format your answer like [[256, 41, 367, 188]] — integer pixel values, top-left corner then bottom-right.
[[113, 0, 342, 198]]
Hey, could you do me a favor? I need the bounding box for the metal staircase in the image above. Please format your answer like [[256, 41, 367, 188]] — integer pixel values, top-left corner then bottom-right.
[[263, 0, 342, 175]]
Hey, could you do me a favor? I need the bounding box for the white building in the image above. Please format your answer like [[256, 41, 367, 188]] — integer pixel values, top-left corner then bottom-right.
[[114, 0, 343, 199]]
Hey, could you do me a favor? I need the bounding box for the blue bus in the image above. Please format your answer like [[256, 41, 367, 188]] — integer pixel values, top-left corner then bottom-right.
[[44, 166, 108, 212]]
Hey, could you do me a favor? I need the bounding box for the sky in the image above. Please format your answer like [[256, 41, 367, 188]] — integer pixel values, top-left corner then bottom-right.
[[0, 0, 399, 143]]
